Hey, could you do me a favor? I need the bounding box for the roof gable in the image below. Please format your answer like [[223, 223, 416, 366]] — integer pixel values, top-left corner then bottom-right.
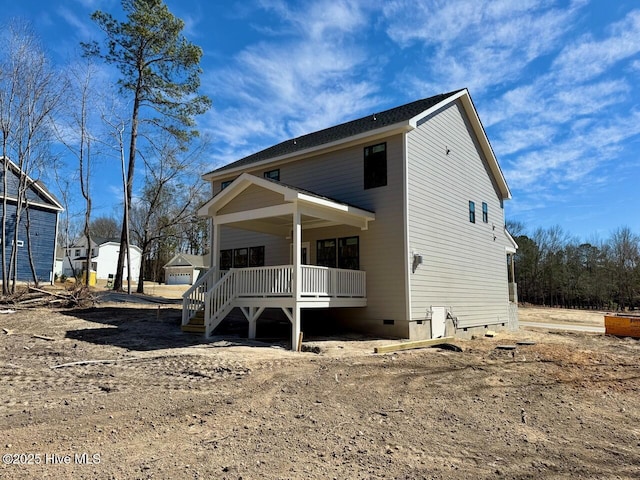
[[204, 90, 464, 178], [204, 89, 510, 200], [0, 158, 64, 211]]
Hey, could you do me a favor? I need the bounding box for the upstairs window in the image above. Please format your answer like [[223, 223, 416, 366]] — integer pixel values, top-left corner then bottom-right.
[[482, 202, 488, 223], [364, 142, 387, 189], [220, 179, 234, 191], [264, 169, 280, 181], [469, 201, 476, 223]]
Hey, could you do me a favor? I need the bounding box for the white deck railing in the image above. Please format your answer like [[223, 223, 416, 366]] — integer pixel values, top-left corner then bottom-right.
[[181, 267, 226, 325], [300, 265, 366, 297], [183, 264, 366, 328]]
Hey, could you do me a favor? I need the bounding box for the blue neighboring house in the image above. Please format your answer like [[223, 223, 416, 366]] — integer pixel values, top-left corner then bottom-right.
[[0, 159, 63, 284]]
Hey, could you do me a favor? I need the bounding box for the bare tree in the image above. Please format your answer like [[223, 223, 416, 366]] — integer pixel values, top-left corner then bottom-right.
[[131, 135, 208, 293], [83, 0, 211, 292], [90, 216, 121, 239], [0, 20, 63, 292], [55, 60, 99, 285]]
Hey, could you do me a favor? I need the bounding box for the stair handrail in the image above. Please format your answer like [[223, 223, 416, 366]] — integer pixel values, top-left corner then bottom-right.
[[204, 269, 237, 336], [182, 266, 219, 326]]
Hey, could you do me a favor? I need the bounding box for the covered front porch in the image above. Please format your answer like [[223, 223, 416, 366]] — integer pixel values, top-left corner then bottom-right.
[[182, 173, 375, 350]]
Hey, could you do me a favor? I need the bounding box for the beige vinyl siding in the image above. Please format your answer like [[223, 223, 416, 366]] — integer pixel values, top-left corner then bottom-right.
[[220, 227, 290, 266], [213, 134, 408, 330], [218, 185, 285, 215], [407, 100, 510, 328]]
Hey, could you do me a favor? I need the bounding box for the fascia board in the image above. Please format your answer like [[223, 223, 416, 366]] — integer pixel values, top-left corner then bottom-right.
[[203, 123, 412, 182]]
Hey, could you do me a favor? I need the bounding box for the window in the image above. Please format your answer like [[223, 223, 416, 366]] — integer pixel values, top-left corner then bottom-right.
[[249, 246, 265, 267], [233, 248, 248, 268], [264, 169, 280, 181], [317, 236, 360, 270], [469, 201, 476, 223], [482, 202, 488, 223], [220, 249, 232, 270], [221, 246, 265, 269], [75, 249, 81, 257], [316, 239, 337, 268], [338, 236, 359, 270], [220, 180, 234, 191], [364, 142, 387, 189]]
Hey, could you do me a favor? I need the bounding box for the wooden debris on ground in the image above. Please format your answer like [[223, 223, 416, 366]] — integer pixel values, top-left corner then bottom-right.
[[0, 285, 96, 309], [374, 337, 455, 354]]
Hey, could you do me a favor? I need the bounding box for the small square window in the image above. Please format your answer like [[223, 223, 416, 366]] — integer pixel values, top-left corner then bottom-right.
[[482, 202, 488, 223], [264, 169, 280, 181], [220, 179, 234, 191], [469, 201, 476, 223]]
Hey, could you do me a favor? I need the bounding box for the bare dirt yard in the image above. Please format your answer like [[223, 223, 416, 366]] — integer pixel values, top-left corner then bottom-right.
[[1, 297, 639, 479]]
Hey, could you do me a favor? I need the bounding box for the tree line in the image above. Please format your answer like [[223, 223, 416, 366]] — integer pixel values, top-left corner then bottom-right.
[[0, 0, 211, 294], [509, 222, 640, 311]]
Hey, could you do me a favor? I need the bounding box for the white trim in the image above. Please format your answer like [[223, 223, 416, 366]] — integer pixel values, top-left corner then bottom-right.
[[215, 203, 295, 225], [203, 123, 413, 181], [408, 89, 510, 200], [402, 131, 412, 323], [1, 157, 64, 211], [199, 173, 375, 231]]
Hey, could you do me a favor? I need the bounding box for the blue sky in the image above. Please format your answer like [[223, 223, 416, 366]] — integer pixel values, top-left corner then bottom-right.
[[3, 0, 639, 241]]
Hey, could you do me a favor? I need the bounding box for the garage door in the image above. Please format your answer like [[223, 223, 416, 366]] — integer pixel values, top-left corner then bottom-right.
[[167, 271, 192, 285]]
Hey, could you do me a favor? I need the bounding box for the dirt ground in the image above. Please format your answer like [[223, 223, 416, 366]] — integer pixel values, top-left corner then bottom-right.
[[1, 298, 639, 479]]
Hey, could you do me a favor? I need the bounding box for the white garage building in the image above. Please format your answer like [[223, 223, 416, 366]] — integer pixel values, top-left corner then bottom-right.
[[163, 253, 210, 285]]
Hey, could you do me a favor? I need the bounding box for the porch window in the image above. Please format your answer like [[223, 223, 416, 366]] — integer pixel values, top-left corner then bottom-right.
[[469, 201, 476, 223], [482, 202, 488, 223], [316, 239, 337, 268], [221, 246, 265, 269], [338, 236, 359, 270], [364, 142, 387, 189], [317, 236, 360, 270], [264, 169, 280, 181], [234, 248, 248, 268], [220, 249, 232, 270], [249, 246, 265, 267]]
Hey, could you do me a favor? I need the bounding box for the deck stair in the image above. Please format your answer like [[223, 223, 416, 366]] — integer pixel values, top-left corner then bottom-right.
[[182, 265, 367, 338], [181, 310, 205, 333]]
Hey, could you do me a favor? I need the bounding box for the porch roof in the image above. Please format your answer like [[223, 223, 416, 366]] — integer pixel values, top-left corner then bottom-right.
[[198, 173, 375, 235]]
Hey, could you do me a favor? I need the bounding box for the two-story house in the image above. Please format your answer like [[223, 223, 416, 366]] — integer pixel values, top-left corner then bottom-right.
[[183, 89, 518, 350], [0, 158, 63, 285], [63, 238, 142, 283]]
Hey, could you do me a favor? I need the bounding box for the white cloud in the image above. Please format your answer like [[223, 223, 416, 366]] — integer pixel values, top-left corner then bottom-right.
[[552, 10, 640, 84], [202, 0, 381, 160]]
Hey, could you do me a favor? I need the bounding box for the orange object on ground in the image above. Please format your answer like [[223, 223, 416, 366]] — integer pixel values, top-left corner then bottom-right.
[[604, 315, 640, 338]]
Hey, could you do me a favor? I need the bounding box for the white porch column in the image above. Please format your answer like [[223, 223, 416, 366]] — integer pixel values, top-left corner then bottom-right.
[[291, 208, 302, 350], [212, 219, 220, 269]]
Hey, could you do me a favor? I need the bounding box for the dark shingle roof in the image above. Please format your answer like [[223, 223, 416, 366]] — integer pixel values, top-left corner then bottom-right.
[[208, 90, 464, 175]]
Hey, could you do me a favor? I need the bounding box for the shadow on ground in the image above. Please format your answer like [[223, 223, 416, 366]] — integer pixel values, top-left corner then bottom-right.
[[59, 302, 378, 352]]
